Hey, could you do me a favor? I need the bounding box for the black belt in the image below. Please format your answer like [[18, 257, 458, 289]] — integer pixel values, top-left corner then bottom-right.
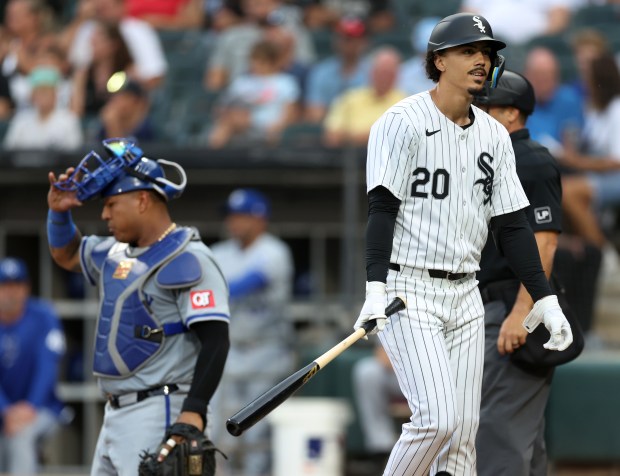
[[389, 263, 468, 281], [107, 383, 179, 409]]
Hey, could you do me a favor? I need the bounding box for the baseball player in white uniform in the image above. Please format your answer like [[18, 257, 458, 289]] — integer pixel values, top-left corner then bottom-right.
[[46, 138, 230, 475], [354, 13, 573, 476]]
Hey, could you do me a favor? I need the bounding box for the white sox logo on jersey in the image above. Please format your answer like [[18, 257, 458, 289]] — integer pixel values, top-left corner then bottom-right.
[[474, 152, 494, 204], [473, 16, 485, 33], [190, 290, 215, 309]]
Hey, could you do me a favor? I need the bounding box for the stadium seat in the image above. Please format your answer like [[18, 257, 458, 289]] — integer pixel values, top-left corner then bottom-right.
[[280, 122, 324, 148], [310, 29, 335, 61], [179, 88, 221, 143], [568, 4, 620, 31], [405, 0, 462, 20], [370, 29, 414, 58], [158, 30, 211, 86], [0, 120, 10, 144]]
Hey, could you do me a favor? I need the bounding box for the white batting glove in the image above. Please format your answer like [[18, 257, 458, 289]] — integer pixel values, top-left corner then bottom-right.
[[354, 281, 388, 337], [523, 295, 573, 351]]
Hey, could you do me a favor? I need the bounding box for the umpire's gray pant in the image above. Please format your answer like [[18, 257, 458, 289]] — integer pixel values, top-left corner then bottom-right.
[[476, 300, 554, 476]]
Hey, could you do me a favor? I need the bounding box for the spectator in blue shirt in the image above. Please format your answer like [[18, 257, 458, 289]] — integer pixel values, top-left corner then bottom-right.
[[0, 257, 66, 475], [524, 47, 584, 156], [304, 16, 371, 123]]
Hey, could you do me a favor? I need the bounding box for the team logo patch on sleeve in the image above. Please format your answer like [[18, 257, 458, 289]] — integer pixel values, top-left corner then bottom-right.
[[534, 206, 552, 224], [190, 290, 215, 309]]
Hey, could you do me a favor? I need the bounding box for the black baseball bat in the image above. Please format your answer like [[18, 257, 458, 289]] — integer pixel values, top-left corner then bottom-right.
[[226, 296, 407, 437]]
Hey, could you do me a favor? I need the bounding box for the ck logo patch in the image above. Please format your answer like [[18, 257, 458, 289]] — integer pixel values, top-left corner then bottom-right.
[[535, 206, 552, 224], [190, 290, 215, 309]]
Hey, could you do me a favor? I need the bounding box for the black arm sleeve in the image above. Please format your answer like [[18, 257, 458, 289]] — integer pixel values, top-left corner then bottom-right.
[[490, 209, 553, 302], [366, 186, 400, 283], [182, 321, 230, 423]]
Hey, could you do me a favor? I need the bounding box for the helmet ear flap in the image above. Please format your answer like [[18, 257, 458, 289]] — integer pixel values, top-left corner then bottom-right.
[[488, 54, 505, 89]]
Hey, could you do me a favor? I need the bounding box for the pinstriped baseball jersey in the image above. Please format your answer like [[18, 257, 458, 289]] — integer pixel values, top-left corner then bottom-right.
[[367, 91, 529, 273]]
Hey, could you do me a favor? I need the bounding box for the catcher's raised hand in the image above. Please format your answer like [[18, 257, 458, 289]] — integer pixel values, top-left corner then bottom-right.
[[48, 168, 82, 212]]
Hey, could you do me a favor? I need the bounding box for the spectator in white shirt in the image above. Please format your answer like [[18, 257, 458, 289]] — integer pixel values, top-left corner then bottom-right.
[[63, 0, 167, 90], [3, 66, 83, 150]]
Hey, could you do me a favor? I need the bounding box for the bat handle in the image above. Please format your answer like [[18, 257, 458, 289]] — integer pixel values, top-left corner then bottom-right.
[[361, 296, 406, 334]]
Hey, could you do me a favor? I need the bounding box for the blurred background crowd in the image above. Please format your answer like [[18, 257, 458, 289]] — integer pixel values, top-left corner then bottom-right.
[[2, 0, 620, 474], [0, 0, 619, 152]]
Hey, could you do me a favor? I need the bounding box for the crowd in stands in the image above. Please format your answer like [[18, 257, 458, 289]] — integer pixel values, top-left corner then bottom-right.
[[0, 0, 617, 152], [1, 1, 620, 275]]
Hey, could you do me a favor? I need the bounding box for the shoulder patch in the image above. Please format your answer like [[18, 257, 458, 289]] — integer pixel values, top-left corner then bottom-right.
[[534, 206, 552, 224], [156, 251, 203, 289]]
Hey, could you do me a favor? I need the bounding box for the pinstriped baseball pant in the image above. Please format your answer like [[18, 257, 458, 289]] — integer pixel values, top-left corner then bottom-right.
[[378, 268, 485, 476]]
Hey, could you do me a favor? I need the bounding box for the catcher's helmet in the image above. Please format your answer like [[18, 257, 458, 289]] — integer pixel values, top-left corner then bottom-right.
[[428, 13, 506, 87], [475, 70, 536, 115], [101, 157, 186, 201], [54, 138, 186, 201]]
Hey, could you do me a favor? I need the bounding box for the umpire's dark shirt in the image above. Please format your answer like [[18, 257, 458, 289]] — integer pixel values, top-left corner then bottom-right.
[[477, 128, 562, 289]]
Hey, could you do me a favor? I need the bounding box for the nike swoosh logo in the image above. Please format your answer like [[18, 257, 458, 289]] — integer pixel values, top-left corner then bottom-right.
[[426, 129, 440, 137]]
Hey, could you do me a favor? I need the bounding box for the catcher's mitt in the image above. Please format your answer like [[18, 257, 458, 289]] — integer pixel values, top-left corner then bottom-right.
[[138, 422, 226, 476]]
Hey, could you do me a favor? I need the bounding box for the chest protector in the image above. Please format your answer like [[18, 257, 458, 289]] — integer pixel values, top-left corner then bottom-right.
[[92, 228, 195, 378]]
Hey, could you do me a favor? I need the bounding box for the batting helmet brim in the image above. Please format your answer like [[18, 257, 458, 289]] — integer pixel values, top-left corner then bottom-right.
[[429, 36, 506, 53]]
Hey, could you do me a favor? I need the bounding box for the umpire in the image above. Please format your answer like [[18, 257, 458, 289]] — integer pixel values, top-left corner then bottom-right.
[[474, 71, 562, 475]]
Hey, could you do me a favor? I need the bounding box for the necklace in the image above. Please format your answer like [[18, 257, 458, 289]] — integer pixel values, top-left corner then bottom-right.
[[157, 223, 177, 242]]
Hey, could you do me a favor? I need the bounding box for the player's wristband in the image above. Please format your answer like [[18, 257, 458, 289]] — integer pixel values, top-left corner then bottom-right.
[[47, 209, 77, 248], [181, 396, 207, 429]]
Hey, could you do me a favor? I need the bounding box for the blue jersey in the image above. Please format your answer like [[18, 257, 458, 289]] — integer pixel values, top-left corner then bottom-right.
[[0, 298, 65, 416]]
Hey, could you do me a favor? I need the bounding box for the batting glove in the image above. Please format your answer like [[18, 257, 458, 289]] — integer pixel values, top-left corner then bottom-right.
[[354, 281, 388, 337], [523, 295, 573, 351]]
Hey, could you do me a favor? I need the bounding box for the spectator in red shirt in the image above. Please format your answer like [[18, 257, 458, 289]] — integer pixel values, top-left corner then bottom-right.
[[125, 0, 205, 30]]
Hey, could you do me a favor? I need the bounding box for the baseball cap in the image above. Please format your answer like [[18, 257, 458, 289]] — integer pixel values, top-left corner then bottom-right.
[[336, 17, 366, 38], [29, 67, 60, 88], [224, 188, 270, 218], [475, 70, 536, 115], [0, 257, 29, 284]]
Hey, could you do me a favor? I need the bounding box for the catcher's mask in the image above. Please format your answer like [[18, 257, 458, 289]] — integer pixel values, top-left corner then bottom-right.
[[54, 138, 187, 202]]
